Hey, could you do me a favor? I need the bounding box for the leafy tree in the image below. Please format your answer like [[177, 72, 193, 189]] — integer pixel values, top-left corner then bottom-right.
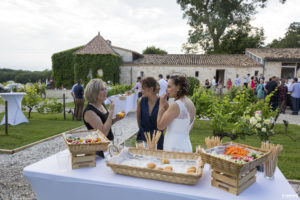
[[267, 22, 300, 48], [142, 46, 168, 54], [216, 24, 265, 54], [22, 87, 42, 118], [177, 0, 286, 53]]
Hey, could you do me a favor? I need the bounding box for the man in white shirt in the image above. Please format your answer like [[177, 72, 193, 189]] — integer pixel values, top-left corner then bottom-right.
[[211, 76, 217, 91], [235, 74, 241, 87], [244, 74, 250, 88], [158, 74, 168, 97]]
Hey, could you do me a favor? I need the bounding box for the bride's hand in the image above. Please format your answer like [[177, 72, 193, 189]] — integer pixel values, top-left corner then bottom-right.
[[159, 94, 168, 110]]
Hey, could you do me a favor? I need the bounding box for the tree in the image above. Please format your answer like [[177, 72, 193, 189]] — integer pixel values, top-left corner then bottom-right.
[[216, 24, 265, 54], [267, 22, 300, 48], [142, 46, 168, 54], [22, 86, 42, 118], [177, 0, 286, 54]]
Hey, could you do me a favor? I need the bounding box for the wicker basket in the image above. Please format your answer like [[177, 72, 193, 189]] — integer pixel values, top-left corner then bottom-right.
[[199, 142, 270, 175], [63, 129, 110, 154], [106, 148, 204, 185]]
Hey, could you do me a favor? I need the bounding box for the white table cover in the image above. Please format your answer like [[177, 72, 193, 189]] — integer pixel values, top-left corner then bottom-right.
[[105, 93, 138, 117], [0, 92, 29, 125], [23, 150, 299, 200]]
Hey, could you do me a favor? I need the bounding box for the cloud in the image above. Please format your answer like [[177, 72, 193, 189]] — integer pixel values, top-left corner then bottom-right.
[[0, 0, 299, 71]]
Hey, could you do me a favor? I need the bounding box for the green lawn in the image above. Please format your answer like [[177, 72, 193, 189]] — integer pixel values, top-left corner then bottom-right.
[[0, 112, 83, 150], [190, 120, 300, 180], [0, 98, 3, 105]]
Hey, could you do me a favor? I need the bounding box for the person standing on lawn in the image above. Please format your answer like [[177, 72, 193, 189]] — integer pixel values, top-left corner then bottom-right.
[[288, 77, 300, 115], [278, 80, 288, 113], [256, 79, 265, 101], [73, 79, 84, 120]]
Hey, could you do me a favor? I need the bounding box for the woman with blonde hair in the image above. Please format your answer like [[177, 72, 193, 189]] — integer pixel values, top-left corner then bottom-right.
[[136, 77, 164, 149], [83, 79, 124, 157]]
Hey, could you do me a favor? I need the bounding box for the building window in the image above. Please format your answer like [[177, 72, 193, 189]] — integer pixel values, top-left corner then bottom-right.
[[195, 71, 199, 77], [140, 71, 144, 77], [255, 71, 259, 77]]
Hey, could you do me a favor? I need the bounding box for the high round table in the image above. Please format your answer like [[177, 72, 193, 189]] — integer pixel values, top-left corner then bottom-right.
[[0, 92, 29, 125]]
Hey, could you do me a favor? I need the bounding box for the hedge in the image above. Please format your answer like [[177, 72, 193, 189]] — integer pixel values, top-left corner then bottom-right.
[[52, 47, 121, 88], [51, 46, 83, 89], [74, 54, 121, 86]]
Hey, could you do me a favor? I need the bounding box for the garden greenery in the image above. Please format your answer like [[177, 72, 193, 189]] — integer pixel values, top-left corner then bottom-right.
[[52, 47, 121, 88], [191, 86, 278, 141]]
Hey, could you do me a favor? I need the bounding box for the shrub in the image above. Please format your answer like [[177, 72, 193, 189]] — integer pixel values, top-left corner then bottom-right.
[[187, 77, 200, 96], [107, 84, 132, 97], [22, 87, 42, 118]]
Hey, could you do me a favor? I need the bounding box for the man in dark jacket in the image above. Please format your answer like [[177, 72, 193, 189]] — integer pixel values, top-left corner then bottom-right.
[[73, 79, 84, 120], [266, 76, 278, 111]]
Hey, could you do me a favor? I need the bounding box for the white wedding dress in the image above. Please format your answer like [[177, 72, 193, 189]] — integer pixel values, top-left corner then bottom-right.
[[163, 99, 194, 152]]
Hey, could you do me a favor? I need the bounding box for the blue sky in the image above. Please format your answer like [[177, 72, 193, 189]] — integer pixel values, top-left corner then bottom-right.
[[0, 0, 299, 71]]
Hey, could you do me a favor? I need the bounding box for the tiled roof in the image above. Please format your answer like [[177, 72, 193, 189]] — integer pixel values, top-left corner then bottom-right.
[[127, 54, 261, 67], [246, 48, 300, 61], [75, 33, 118, 56]]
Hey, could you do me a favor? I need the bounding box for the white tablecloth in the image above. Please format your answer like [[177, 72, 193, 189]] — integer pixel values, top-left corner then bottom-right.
[[0, 92, 29, 125], [105, 93, 138, 117], [23, 150, 299, 200]]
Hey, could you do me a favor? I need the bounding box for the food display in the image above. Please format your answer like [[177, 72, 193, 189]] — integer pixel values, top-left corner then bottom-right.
[[66, 132, 102, 144], [106, 148, 204, 185], [203, 142, 266, 165], [200, 142, 270, 195], [62, 129, 110, 154]]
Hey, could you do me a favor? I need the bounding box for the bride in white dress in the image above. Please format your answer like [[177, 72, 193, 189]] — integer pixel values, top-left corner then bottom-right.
[[157, 75, 196, 152]]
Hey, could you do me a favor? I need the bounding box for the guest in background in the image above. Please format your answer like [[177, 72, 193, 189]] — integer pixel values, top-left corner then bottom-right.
[[244, 74, 250, 88], [83, 79, 124, 157], [166, 75, 170, 82], [217, 79, 223, 95], [205, 79, 211, 89], [132, 77, 142, 98], [211, 76, 217, 91], [256, 79, 265, 101], [278, 80, 288, 113], [226, 78, 232, 91], [73, 79, 84, 121], [266, 76, 279, 111], [136, 77, 164, 149], [250, 76, 256, 91], [288, 78, 300, 115], [158, 74, 168, 97], [259, 74, 265, 82], [235, 74, 241, 87]]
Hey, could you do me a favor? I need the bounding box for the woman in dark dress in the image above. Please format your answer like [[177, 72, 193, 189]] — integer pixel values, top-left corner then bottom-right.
[[83, 79, 124, 157], [136, 77, 164, 149]]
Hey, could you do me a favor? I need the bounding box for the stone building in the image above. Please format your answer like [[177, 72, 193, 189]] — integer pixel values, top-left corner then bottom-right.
[[53, 33, 300, 85]]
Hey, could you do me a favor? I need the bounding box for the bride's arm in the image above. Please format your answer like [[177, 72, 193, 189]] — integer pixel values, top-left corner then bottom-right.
[[157, 102, 179, 130]]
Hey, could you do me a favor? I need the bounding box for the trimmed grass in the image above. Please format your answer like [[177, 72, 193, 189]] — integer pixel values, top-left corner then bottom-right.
[[0, 112, 83, 150], [190, 120, 300, 180]]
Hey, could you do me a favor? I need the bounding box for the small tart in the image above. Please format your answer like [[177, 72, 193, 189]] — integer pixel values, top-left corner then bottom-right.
[[147, 162, 156, 169], [161, 158, 170, 164]]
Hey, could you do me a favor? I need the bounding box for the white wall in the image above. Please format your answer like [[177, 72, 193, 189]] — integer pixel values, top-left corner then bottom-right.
[[112, 48, 133, 63], [120, 65, 262, 85]]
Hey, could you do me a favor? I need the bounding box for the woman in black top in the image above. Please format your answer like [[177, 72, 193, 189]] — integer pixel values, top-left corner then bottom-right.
[[83, 79, 124, 157]]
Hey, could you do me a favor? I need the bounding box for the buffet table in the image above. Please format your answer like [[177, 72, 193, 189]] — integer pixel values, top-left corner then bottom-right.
[[0, 92, 29, 125], [105, 93, 138, 117], [23, 150, 299, 200]]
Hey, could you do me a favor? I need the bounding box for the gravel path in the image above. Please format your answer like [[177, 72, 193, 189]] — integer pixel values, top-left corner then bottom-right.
[[0, 112, 137, 200]]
